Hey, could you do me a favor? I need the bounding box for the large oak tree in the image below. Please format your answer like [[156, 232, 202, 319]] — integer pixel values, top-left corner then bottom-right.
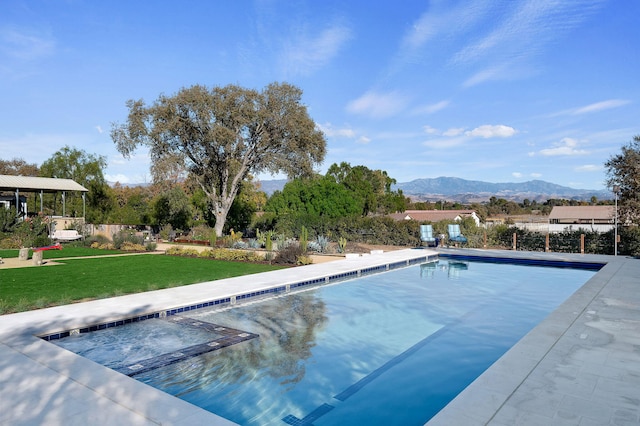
[[112, 82, 326, 236]]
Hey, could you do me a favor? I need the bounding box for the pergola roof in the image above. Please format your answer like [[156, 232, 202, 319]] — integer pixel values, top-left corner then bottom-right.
[[0, 174, 88, 193]]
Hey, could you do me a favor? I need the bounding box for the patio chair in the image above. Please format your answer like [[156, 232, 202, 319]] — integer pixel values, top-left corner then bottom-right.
[[447, 224, 467, 246], [419, 224, 437, 247]]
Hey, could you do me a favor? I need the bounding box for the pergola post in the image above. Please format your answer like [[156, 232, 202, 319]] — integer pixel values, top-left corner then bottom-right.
[[62, 191, 66, 217]]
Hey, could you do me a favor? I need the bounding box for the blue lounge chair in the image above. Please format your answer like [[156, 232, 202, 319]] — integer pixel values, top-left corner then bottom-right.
[[447, 224, 467, 245], [419, 224, 436, 247]]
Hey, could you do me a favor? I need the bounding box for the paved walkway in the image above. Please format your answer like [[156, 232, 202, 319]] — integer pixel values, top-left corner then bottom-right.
[[427, 249, 640, 426], [0, 248, 430, 425], [0, 248, 638, 425]]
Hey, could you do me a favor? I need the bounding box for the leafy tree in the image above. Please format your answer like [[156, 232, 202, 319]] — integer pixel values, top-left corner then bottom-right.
[[0, 158, 39, 176], [39, 146, 108, 218], [265, 176, 360, 219], [108, 183, 153, 224], [224, 180, 263, 234], [605, 135, 640, 225], [112, 82, 326, 236], [326, 162, 407, 215], [152, 186, 192, 230]]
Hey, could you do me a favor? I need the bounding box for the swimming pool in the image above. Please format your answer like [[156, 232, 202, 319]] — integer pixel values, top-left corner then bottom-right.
[[52, 259, 596, 425]]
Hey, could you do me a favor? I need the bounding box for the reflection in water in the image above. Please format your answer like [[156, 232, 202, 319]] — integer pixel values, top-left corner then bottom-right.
[[420, 260, 469, 279], [57, 261, 594, 425], [143, 292, 329, 397]]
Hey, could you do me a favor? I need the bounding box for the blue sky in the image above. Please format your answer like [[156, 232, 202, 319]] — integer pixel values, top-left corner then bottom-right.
[[1, 0, 638, 191]]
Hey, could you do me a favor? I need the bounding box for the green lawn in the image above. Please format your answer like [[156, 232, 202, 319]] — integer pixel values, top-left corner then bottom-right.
[[0, 254, 283, 314]]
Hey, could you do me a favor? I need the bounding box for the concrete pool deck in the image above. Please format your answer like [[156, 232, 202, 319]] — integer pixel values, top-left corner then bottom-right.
[[0, 248, 637, 425]]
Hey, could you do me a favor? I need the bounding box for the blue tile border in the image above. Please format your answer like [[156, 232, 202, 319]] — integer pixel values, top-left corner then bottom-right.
[[39, 253, 439, 342], [438, 253, 604, 270]]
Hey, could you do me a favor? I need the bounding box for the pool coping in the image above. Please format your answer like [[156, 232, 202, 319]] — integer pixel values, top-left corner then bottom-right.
[[0, 248, 636, 425], [426, 248, 639, 426], [0, 248, 436, 425]]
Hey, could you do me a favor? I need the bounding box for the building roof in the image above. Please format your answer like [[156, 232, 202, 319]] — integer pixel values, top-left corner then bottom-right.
[[389, 210, 477, 222], [548, 206, 613, 220], [0, 175, 88, 193]]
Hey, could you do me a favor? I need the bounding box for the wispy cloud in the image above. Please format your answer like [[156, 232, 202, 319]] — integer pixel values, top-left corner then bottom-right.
[[575, 164, 602, 172], [412, 100, 450, 115], [317, 122, 355, 138], [317, 122, 371, 145], [395, 0, 605, 87], [452, 0, 605, 67], [423, 136, 468, 149], [571, 99, 631, 115], [537, 137, 589, 156], [400, 0, 493, 55], [0, 27, 55, 60], [346, 91, 409, 118], [280, 23, 352, 76]]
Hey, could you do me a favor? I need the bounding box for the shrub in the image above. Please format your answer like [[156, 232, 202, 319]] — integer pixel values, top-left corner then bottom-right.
[[120, 241, 146, 252], [0, 235, 22, 249], [85, 234, 110, 247], [158, 224, 173, 241], [112, 230, 144, 249], [232, 240, 249, 249], [145, 242, 157, 251], [274, 243, 304, 265], [197, 248, 261, 262]]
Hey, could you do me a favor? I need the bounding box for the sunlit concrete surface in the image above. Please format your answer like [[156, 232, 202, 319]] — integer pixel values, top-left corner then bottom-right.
[[1, 248, 637, 425], [0, 249, 431, 425], [427, 249, 639, 426]]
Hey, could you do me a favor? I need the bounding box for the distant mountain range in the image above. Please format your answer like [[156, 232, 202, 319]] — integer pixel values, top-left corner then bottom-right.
[[395, 177, 611, 203], [256, 177, 612, 203]]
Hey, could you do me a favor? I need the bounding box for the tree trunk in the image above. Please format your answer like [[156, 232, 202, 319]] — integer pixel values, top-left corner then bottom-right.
[[212, 197, 233, 237]]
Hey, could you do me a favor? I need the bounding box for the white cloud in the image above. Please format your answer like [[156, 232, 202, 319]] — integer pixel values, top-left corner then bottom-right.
[[357, 136, 371, 144], [423, 136, 467, 149], [413, 100, 450, 115], [443, 127, 465, 137], [465, 124, 516, 138], [571, 99, 630, 115], [95, 125, 103, 134], [317, 122, 356, 138], [280, 23, 352, 76], [423, 125, 439, 135], [512, 172, 523, 178], [346, 91, 409, 118], [575, 164, 601, 172], [530, 173, 542, 178], [538, 137, 588, 156], [452, 1, 605, 67]]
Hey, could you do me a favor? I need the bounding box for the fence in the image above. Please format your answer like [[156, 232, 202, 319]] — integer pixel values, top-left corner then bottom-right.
[[485, 227, 629, 256]]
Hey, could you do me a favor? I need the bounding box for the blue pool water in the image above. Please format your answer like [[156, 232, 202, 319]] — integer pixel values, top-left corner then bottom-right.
[[53, 259, 595, 425]]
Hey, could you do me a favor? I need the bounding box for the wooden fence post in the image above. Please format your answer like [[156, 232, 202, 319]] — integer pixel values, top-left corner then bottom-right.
[[512, 232, 517, 251], [545, 233, 550, 252], [580, 234, 585, 254]]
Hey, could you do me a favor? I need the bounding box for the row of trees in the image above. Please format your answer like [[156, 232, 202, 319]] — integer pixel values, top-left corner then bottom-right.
[[2, 81, 639, 254]]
